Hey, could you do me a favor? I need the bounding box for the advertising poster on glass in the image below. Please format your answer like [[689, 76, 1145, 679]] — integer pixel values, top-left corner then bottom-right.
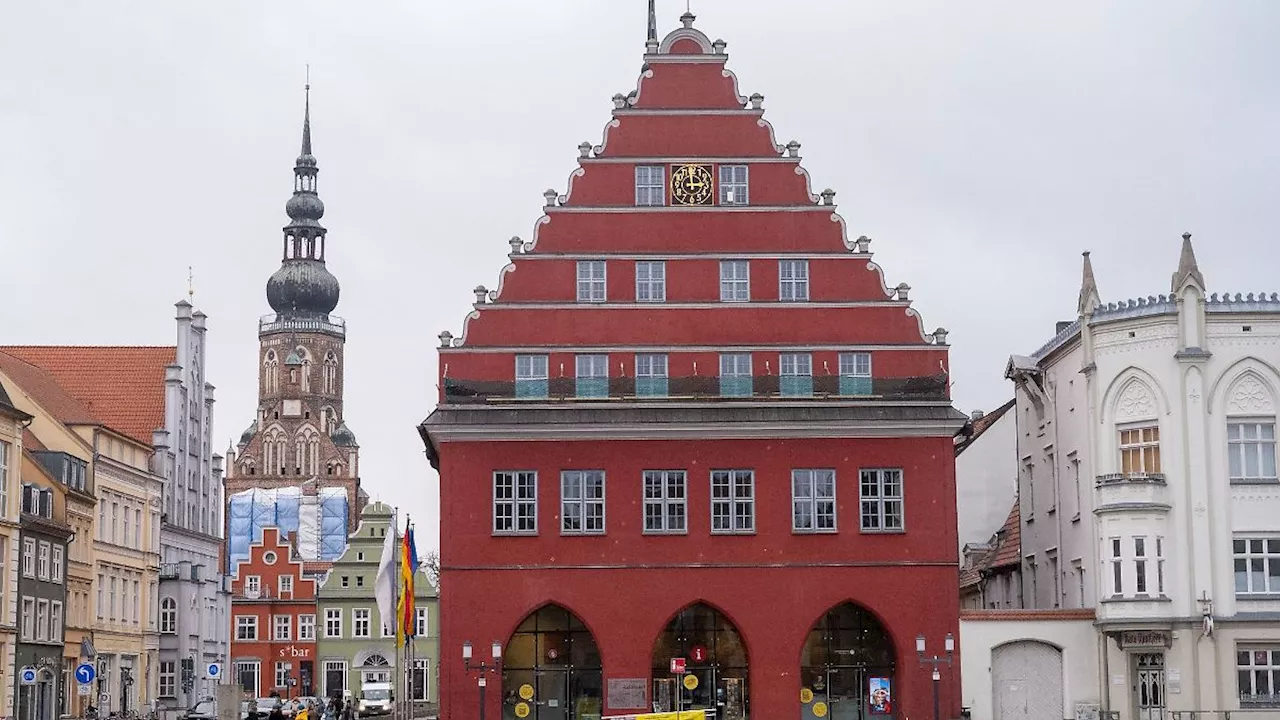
[[868, 677, 892, 715]]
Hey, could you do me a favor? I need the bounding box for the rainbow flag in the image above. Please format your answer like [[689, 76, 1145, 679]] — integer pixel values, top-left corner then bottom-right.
[[395, 519, 419, 646]]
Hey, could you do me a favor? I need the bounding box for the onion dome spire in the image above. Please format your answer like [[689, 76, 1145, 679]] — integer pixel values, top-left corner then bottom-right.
[[266, 81, 341, 318]]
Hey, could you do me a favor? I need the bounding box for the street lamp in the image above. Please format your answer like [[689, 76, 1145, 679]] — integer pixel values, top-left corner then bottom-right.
[[916, 632, 955, 720], [462, 641, 502, 720]]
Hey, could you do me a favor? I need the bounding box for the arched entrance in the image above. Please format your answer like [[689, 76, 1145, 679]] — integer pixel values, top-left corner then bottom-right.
[[992, 641, 1062, 720], [502, 604, 603, 720], [650, 603, 749, 720], [358, 652, 392, 685], [800, 603, 896, 720]]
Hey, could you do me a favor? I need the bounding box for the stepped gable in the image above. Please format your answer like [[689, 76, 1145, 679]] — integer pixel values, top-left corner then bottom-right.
[[442, 10, 949, 394]]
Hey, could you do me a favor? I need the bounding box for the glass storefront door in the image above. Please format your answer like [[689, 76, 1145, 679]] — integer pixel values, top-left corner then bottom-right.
[[801, 603, 897, 720], [502, 605, 603, 720]]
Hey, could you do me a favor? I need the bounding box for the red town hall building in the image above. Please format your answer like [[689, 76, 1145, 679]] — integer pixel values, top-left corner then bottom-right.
[[229, 527, 320, 698], [420, 9, 967, 720]]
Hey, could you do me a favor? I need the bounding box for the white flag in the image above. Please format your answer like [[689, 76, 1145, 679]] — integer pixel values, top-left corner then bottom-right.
[[374, 519, 398, 635]]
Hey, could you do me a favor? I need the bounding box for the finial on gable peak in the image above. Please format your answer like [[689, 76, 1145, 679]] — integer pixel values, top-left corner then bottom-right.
[[681, 10, 696, 29], [1078, 250, 1100, 315], [646, 0, 659, 52], [1171, 231, 1205, 293]]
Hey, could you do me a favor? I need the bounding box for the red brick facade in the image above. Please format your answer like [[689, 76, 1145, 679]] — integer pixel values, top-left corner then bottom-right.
[[421, 12, 967, 720], [230, 528, 319, 698]]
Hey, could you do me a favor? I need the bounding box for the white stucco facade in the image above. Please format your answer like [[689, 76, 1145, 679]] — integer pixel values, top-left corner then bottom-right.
[[956, 402, 1018, 554], [1006, 237, 1280, 718]]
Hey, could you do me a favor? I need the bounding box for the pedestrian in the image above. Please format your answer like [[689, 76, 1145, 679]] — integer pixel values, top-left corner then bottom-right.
[[269, 701, 286, 720]]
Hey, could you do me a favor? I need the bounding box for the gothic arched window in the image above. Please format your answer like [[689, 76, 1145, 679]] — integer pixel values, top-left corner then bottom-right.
[[324, 352, 339, 394], [264, 351, 279, 394], [297, 347, 313, 393]]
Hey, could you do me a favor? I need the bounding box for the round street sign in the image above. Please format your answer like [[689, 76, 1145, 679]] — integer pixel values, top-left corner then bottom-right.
[[75, 663, 97, 685], [20, 666, 37, 685], [206, 663, 222, 679]]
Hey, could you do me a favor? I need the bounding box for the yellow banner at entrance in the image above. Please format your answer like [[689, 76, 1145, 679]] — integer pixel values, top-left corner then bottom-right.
[[633, 712, 706, 720]]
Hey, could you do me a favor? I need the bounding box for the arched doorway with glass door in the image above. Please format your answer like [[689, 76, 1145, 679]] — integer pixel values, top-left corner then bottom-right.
[[650, 602, 749, 720], [502, 604, 603, 720], [800, 603, 897, 720]]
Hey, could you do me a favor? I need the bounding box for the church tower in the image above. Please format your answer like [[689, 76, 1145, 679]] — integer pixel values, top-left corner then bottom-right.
[[226, 88, 365, 565]]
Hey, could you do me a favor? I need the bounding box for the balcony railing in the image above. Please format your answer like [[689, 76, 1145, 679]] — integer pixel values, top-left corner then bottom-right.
[[1096, 471, 1168, 486], [258, 313, 346, 338], [445, 373, 948, 404]]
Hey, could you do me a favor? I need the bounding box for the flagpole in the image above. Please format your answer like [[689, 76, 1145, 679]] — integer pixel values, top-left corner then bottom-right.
[[391, 506, 400, 720]]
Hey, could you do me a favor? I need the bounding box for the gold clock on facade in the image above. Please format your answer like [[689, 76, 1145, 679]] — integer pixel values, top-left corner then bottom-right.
[[670, 164, 715, 206]]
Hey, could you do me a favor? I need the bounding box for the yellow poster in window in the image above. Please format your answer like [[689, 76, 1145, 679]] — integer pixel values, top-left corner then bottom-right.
[[812, 701, 828, 718], [800, 688, 814, 704], [519, 684, 535, 701], [683, 674, 699, 691], [514, 702, 531, 719]]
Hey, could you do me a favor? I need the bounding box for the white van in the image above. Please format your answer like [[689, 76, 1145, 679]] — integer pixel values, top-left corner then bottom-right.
[[357, 683, 393, 717]]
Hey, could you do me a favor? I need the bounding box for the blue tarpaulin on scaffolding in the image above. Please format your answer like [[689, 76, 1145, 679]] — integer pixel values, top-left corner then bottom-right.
[[228, 487, 337, 566]]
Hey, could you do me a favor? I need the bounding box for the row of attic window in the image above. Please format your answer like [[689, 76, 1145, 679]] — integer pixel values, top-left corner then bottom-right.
[[575, 259, 813, 303], [635, 165, 750, 207], [513, 351, 873, 399]]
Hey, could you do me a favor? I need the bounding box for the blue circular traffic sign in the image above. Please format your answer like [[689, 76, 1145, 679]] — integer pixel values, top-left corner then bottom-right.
[[75, 663, 96, 684], [207, 663, 222, 678], [20, 666, 37, 684]]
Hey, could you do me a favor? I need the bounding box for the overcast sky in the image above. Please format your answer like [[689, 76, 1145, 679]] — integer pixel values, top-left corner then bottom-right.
[[3, 1, 1278, 553]]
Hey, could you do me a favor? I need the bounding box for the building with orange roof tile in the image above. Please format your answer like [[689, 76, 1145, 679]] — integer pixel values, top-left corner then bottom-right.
[[0, 378, 36, 716]]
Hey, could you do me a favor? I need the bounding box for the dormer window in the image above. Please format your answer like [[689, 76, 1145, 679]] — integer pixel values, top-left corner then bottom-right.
[[635, 166, 665, 206], [719, 165, 749, 205]]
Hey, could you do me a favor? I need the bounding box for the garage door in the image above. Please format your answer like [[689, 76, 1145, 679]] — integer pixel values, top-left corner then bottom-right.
[[992, 641, 1064, 720]]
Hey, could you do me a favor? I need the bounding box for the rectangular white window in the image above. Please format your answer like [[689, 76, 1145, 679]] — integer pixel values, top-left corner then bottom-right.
[[838, 352, 873, 396], [20, 596, 34, 640], [494, 471, 538, 535], [1110, 537, 1123, 596], [1229, 422, 1278, 483], [411, 659, 431, 702], [0, 441, 8, 518], [237, 661, 261, 696], [719, 260, 750, 302], [275, 661, 290, 689], [561, 471, 606, 535], [415, 606, 429, 638], [353, 608, 371, 638], [859, 469, 904, 532], [576, 260, 607, 302], [1156, 536, 1166, 595], [575, 354, 609, 398], [711, 470, 755, 534], [1238, 647, 1280, 707], [325, 608, 343, 638], [719, 165, 748, 205], [780, 352, 813, 397], [274, 614, 292, 641], [22, 538, 34, 577], [51, 600, 63, 641], [635, 165, 665, 206], [635, 261, 666, 302], [1234, 538, 1280, 595], [36, 598, 48, 641], [792, 469, 837, 532], [635, 353, 669, 397], [298, 614, 316, 641], [515, 354, 549, 399], [643, 470, 687, 534], [37, 541, 49, 580], [1119, 425, 1161, 474], [236, 615, 258, 640], [1135, 537, 1149, 595], [779, 259, 809, 301], [719, 353, 752, 397], [159, 661, 176, 697], [279, 575, 294, 596], [245, 575, 261, 596], [51, 545, 63, 583]]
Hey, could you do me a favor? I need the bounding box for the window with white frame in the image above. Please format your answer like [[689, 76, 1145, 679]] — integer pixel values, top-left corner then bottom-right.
[[325, 608, 343, 638], [236, 661, 260, 695], [415, 606, 428, 637], [299, 614, 316, 641], [35, 598, 48, 641], [1134, 537, 1150, 595], [1234, 538, 1280, 596], [159, 660, 176, 697], [719, 353, 752, 397], [353, 608, 371, 638], [244, 575, 261, 597], [1240, 647, 1280, 707], [494, 471, 538, 535], [575, 354, 609, 399], [719, 260, 750, 302], [635, 353, 669, 397], [779, 260, 809, 301], [1229, 421, 1278, 483], [859, 469, 904, 532], [838, 352, 873, 395], [561, 471, 605, 535], [410, 658, 431, 701], [635, 166, 665, 206], [780, 352, 813, 397], [160, 597, 176, 634], [51, 600, 63, 641], [37, 541, 49, 580], [275, 661, 290, 689], [719, 165, 748, 205], [20, 596, 34, 641], [635, 261, 666, 302], [1109, 537, 1123, 596], [792, 469, 837, 532], [515, 354, 549, 399], [279, 575, 294, 596], [1156, 536, 1166, 595], [51, 545, 63, 583], [236, 615, 258, 640], [711, 470, 755, 534], [1119, 425, 1161, 474], [22, 538, 34, 577], [0, 441, 8, 518], [576, 260, 607, 303], [644, 471, 687, 534], [274, 614, 292, 641]]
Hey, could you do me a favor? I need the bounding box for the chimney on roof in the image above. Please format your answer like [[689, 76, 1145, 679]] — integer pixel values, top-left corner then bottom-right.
[[970, 410, 985, 421], [1055, 320, 1073, 334]]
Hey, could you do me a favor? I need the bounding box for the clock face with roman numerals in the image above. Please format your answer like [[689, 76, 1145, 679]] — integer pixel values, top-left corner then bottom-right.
[[670, 164, 714, 206]]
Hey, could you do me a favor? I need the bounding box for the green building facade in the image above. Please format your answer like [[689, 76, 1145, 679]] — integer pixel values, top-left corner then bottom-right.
[[315, 501, 439, 714]]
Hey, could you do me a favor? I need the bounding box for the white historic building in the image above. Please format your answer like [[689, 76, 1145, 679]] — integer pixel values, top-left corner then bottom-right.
[[1001, 234, 1280, 718], [152, 300, 231, 709]]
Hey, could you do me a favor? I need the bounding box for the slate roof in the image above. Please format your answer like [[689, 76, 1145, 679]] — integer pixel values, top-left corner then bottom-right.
[[0, 346, 176, 445], [0, 351, 101, 429]]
